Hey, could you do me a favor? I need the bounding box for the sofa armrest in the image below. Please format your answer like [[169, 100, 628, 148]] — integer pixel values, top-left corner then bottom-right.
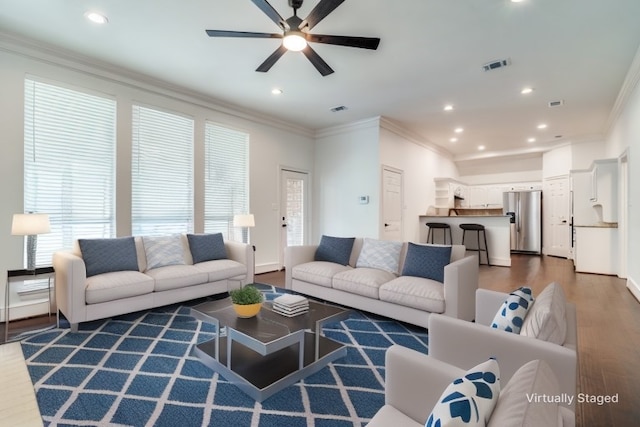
[[384, 345, 463, 424], [52, 250, 88, 327], [284, 245, 318, 289], [225, 241, 254, 285], [475, 288, 511, 326], [442, 255, 479, 321], [428, 313, 577, 409]]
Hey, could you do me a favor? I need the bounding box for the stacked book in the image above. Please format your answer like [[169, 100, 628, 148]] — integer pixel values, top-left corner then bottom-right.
[[273, 294, 309, 317]]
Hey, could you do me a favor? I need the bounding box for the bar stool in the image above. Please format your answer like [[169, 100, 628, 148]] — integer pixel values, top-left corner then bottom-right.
[[459, 223, 490, 266], [426, 222, 453, 245]]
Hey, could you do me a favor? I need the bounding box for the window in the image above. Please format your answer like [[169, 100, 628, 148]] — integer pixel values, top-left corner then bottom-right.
[[131, 105, 194, 235], [24, 78, 116, 267], [204, 123, 249, 242]]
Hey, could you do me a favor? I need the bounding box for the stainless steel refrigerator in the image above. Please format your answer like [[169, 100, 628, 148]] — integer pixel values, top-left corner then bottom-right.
[[503, 190, 542, 254]]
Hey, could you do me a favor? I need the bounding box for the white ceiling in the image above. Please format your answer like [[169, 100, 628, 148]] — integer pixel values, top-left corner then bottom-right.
[[2, 0, 640, 160]]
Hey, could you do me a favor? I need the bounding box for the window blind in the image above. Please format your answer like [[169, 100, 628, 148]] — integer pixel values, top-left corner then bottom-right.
[[132, 105, 194, 236], [204, 123, 249, 242], [24, 79, 116, 267]]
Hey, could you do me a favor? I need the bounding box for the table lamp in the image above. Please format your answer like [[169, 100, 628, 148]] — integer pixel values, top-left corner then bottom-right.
[[233, 214, 255, 243], [12, 213, 51, 271]]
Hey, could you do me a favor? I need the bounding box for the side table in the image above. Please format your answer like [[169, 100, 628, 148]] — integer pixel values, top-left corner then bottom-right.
[[4, 266, 55, 342]]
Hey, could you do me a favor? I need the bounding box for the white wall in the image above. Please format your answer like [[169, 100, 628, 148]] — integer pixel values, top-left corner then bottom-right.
[[0, 46, 314, 306], [313, 119, 380, 240], [458, 154, 543, 185], [542, 144, 572, 178]]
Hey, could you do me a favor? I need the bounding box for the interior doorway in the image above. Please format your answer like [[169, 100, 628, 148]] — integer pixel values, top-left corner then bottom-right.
[[543, 175, 571, 258], [381, 166, 403, 241], [280, 168, 310, 269]]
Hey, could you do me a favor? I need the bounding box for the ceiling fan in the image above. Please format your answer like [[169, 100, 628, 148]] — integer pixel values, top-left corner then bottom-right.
[[205, 0, 381, 76]]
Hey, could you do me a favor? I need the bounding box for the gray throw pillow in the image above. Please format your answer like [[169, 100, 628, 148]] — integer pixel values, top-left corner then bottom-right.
[[187, 233, 227, 264], [401, 242, 451, 283], [79, 237, 139, 277], [314, 235, 355, 266]]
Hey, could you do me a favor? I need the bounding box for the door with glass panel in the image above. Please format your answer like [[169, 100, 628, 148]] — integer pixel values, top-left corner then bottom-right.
[[280, 169, 310, 268]]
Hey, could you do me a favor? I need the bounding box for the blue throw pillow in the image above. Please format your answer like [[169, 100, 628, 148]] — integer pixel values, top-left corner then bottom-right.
[[314, 235, 355, 266], [79, 237, 139, 277], [491, 286, 535, 334], [187, 233, 228, 264], [401, 243, 452, 283], [426, 358, 500, 427]]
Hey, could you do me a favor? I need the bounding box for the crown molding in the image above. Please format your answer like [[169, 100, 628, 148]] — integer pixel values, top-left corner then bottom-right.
[[378, 117, 454, 159], [314, 116, 381, 139], [605, 42, 640, 135], [0, 30, 314, 138]]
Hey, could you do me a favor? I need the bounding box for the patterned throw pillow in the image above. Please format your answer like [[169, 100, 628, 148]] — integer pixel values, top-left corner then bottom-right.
[[491, 287, 535, 334], [187, 233, 228, 264], [142, 235, 186, 271], [355, 238, 403, 273], [401, 243, 451, 283], [79, 237, 139, 277], [314, 235, 355, 266], [426, 358, 500, 427]]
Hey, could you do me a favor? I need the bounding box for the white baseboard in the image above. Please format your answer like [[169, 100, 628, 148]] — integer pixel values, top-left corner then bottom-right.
[[627, 276, 640, 303], [255, 263, 281, 275]]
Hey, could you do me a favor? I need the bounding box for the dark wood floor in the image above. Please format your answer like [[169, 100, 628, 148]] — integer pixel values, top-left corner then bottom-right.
[[258, 254, 640, 427]]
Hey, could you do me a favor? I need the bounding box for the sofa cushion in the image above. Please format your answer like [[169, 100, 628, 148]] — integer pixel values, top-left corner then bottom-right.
[[488, 360, 561, 427], [401, 243, 451, 283], [192, 259, 247, 282], [426, 358, 500, 427], [332, 268, 396, 299], [292, 261, 352, 288], [85, 271, 154, 304], [366, 405, 423, 427], [142, 235, 186, 271], [491, 286, 535, 334], [314, 235, 356, 266], [356, 238, 403, 274], [79, 237, 139, 277], [379, 276, 446, 313], [520, 282, 567, 345], [145, 265, 208, 292], [187, 233, 227, 264]]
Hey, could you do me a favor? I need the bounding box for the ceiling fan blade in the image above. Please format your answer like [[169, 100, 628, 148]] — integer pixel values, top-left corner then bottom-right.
[[307, 34, 380, 50], [206, 29, 282, 39], [301, 45, 334, 76], [251, 0, 288, 30], [256, 45, 288, 72], [300, 0, 345, 31]]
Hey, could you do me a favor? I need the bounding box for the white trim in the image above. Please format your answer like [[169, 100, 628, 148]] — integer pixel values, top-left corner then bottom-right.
[[606, 43, 640, 136], [380, 117, 454, 159], [255, 263, 281, 275], [315, 116, 381, 139], [627, 277, 640, 303]]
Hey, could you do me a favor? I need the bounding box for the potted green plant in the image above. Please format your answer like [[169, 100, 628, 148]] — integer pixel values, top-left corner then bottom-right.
[[229, 285, 264, 318]]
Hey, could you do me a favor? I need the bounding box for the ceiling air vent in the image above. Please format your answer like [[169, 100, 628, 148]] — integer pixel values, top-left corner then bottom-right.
[[548, 100, 565, 107], [482, 58, 511, 72], [330, 105, 348, 112]]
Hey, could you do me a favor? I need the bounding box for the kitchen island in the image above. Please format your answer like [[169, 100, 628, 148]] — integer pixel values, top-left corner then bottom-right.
[[420, 215, 511, 267]]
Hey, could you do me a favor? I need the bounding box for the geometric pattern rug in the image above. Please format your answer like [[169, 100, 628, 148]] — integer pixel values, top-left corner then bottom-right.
[[21, 285, 429, 427]]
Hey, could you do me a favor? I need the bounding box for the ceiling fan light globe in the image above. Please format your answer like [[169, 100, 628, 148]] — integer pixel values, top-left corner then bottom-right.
[[283, 33, 307, 51]]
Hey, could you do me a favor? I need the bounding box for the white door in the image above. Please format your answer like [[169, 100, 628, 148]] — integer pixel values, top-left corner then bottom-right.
[[543, 176, 571, 258], [381, 166, 403, 241], [280, 169, 309, 268]]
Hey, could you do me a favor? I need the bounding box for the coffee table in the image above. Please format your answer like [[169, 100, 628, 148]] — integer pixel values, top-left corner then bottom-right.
[[189, 293, 351, 401]]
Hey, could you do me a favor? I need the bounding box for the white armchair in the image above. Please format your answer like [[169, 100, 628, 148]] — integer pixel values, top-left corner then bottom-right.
[[428, 287, 578, 409]]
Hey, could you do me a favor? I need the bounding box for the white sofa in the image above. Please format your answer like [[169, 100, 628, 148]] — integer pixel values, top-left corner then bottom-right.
[[428, 285, 578, 409], [53, 234, 253, 331], [285, 238, 479, 328], [368, 345, 575, 427]]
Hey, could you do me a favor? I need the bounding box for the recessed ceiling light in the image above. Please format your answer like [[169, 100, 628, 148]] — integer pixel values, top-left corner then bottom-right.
[[527, 137, 536, 143], [537, 123, 548, 129], [521, 87, 534, 95], [450, 137, 458, 143], [444, 105, 454, 112], [271, 88, 283, 95], [511, 0, 525, 3], [478, 145, 486, 151], [454, 127, 464, 133], [85, 11, 108, 24]]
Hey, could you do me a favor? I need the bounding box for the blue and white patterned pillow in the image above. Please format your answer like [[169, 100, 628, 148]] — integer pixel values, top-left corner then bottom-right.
[[401, 243, 451, 283], [314, 235, 355, 266], [491, 286, 535, 334], [142, 235, 186, 271], [356, 238, 403, 273], [79, 237, 139, 277], [187, 233, 227, 264], [426, 359, 500, 427]]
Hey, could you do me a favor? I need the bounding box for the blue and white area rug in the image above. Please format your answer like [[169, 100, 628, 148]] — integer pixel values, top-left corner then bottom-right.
[[21, 287, 428, 426]]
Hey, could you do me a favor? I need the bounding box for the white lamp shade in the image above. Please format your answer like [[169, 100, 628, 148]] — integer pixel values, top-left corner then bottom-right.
[[233, 214, 255, 228], [11, 213, 51, 235]]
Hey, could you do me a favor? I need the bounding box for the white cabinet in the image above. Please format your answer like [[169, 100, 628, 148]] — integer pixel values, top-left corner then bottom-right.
[[574, 227, 618, 274], [589, 159, 617, 223], [434, 178, 466, 208]]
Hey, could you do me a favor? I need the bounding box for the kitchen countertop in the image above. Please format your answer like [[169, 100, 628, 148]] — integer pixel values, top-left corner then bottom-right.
[[574, 222, 618, 228]]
